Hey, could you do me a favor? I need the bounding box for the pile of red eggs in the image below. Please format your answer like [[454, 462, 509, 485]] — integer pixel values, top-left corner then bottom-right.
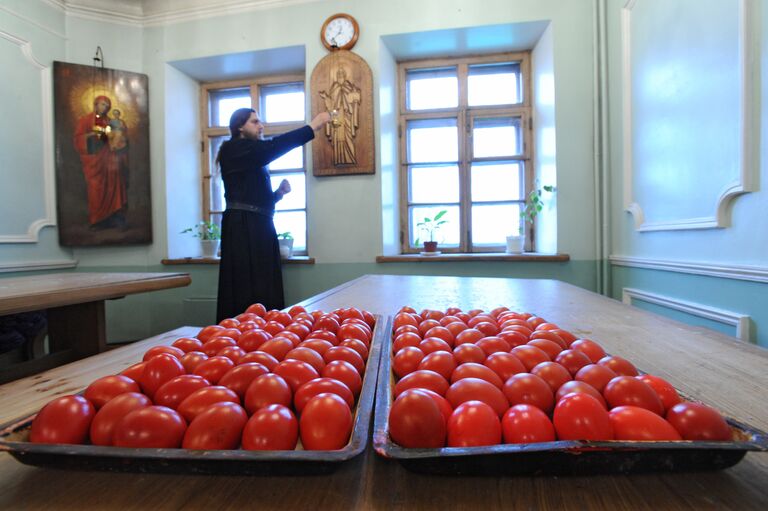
[[30, 304, 375, 451], [387, 306, 732, 448]]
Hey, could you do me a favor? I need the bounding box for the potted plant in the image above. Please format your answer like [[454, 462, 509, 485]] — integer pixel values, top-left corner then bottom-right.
[[277, 232, 294, 258], [507, 185, 554, 254], [181, 221, 221, 258], [416, 210, 447, 254]]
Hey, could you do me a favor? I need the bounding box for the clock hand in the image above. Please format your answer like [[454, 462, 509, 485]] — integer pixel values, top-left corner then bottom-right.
[[333, 26, 344, 44]]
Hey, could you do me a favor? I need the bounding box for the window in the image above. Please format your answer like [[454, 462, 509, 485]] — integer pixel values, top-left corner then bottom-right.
[[399, 54, 533, 253], [200, 76, 308, 254]]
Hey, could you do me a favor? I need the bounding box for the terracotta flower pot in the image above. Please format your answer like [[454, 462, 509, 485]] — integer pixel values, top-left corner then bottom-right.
[[423, 241, 438, 253]]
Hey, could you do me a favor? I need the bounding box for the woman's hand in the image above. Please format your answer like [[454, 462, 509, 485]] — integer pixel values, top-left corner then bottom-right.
[[275, 179, 292, 201], [309, 112, 332, 131]]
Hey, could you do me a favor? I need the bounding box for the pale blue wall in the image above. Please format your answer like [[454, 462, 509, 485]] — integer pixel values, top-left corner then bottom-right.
[[605, 0, 768, 347], [2, 0, 766, 349], [0, 0, 71, 269], [532, 22, 558, 254], [164, 64, 203, 259], [377, 39, 399, 256], [142, 0, 598, 264], [1, 2, 596, 277]]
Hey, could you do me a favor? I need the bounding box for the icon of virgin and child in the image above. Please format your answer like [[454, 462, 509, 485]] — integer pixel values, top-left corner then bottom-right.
[[73, 94, 129, 230]]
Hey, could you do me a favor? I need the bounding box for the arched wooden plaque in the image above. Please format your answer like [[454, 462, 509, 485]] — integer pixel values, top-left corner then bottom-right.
[[311, 50, 374, 176]]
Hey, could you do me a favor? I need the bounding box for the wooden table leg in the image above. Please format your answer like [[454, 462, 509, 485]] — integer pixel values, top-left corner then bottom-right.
[[47, 301, 107, 357], [0, 302, 107, 384]]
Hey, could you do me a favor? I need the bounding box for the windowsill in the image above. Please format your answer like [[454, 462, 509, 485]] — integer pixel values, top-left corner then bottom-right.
[[161, 256, 315, 265], [375, 253, 570, 263]]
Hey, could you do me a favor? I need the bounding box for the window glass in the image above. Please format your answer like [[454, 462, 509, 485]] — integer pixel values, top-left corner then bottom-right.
[[410, 205, 460, 247], [470, 162, 523, 202], [270, 172, 306, 211], [210, 88, 250, 127], [409, 165, 460, 203], [407, 118, 458, 163], [209, 212, 223, 233], [209, 137, 227, 212], [273, 210, 307, 251], [204, 79, 308, 254], [472, 204, 522, 243], [261, 83, 305, 123], [473, 117, 522, 158], [406, 67, 458, 110], [399, 53, 534, 252], [468, 62, 521, 106], [268, 146, 303, 170]]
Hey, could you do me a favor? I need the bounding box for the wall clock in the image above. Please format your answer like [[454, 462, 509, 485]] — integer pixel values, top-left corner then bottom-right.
[[320, 13, 359, 51]]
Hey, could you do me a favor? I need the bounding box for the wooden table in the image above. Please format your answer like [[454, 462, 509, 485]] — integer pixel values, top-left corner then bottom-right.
[[0, 272, 191, 383], [1, 274, 767, 510]]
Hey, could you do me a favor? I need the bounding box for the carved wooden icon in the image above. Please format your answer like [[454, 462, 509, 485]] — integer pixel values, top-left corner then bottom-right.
[[311, 50, 374, 176]]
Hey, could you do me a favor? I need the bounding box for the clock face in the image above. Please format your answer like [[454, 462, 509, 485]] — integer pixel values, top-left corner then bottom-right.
[[324, 16, 356, 49]]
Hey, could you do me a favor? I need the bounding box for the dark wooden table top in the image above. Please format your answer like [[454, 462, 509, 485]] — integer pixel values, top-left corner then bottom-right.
[[1, 275, 766, 510]]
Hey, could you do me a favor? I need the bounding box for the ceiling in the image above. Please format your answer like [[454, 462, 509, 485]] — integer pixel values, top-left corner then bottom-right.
[[54, 0, 318, 26]]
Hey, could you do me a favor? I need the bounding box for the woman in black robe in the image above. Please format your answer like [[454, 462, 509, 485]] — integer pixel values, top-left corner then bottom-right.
[[216, 108, 330, 321]]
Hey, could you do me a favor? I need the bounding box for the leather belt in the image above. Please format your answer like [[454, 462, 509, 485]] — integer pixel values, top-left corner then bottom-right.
[[226, 201, 274, 217]]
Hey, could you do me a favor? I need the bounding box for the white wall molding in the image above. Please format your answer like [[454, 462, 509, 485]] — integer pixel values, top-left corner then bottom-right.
[[0, 259, 78, 273], [621, 0, 757, 232], [622, 287, 751, 341], [44, 0, 322, 28], [610, 255, 768, 284], [0, 31, 57, 244]]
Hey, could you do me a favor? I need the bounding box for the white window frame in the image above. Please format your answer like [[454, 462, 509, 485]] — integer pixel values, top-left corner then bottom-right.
[[200, 75, 308, 254], [398, 52, 534, 253]]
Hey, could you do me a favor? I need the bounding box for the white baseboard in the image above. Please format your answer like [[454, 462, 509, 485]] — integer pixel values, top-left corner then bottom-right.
[[622, 287, 751, 342], [0, 259, 78, 273]]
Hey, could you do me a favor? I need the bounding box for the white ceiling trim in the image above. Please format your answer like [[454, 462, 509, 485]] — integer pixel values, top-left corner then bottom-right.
[[43, 0, 323, 28], [40, 0, 67, 10], [64, 5, 144, 27]]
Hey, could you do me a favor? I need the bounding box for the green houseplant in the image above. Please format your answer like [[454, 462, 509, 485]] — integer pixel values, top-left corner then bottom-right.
[[416, 210, 447, 253], [181, 221, 221, 257], [506, 185, 554, 254], [277, 232, 294, 258]]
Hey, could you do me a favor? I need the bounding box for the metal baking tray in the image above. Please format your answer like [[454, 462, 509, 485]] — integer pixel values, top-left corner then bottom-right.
[[0, 315, 390, 476], [372, 329, 768, 476]]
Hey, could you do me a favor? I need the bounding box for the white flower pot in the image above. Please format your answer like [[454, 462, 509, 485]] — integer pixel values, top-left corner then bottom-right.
[[201, 239, 220, 258], [278, 238, 294, 258], [505, 235, 525, 254]]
